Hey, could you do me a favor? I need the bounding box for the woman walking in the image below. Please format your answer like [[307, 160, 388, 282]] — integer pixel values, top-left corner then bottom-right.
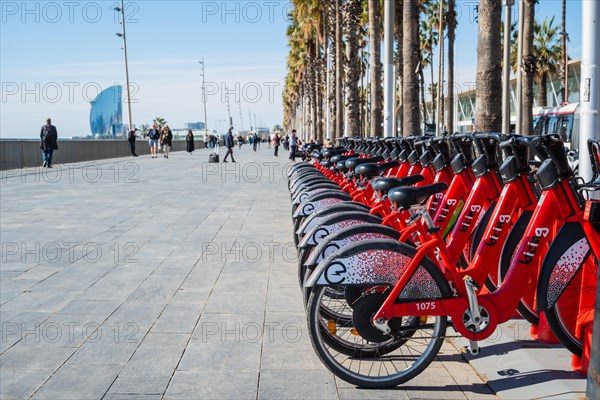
[[161, 125, 173, 158], [186, 130, 195, 155], [273, 131, 281, 157]]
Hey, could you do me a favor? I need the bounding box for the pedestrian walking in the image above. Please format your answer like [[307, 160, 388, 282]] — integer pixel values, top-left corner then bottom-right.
[[147, 124, 160, 158], [237, 135, 243, 149], [283, 134, 290, 151], [273, 131, 281, 157], [186, 130, 195, 155], [127, 128, 139, 157], [267, 135, 272, 149], [161, 125, 173, 158], [40, 118, 58, 168], [252, 132, 258, 152], [223, 127, 236, 163], [289, 129, 299, 162]]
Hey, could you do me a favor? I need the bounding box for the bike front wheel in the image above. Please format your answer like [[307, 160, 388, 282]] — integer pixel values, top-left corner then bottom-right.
[[307, 286, 448, 388]]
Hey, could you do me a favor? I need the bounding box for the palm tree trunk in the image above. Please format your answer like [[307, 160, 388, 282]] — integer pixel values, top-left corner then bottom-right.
[[403, 0, 421, 136], [419, 67, 427, 124], [430, 62, 436, 125], [538, 72, 549, 107], [316, 37, 325, 143], [561, 0, 567, 103], [344, 0, 362, 137], [328, 1, 337, 140], [446, 0, 455, 133], [521, 0, 535, 135], [395, 0, 403, 136], [368, 0, 382, 137], [335, 0, 344, 139], [474, 0, 502, 132]]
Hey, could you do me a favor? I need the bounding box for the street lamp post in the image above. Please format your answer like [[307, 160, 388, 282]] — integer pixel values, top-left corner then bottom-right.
[[114, 0, 132, 132], [502, 0, 515, 135], [225, 85, 233, 128], [199, 60, 208, 136]]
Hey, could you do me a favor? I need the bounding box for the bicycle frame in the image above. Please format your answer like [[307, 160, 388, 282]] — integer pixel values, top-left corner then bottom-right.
[[375, 178, 588, 342]]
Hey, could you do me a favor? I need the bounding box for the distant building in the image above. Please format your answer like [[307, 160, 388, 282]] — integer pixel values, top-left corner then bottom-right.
[[185, 122, 205, 130], [423, 59, 582, 134], [89, 85, 123, 138]]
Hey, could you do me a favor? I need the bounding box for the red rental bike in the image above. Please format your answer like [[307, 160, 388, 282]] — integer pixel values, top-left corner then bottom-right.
[[306, 134, 599, 388]]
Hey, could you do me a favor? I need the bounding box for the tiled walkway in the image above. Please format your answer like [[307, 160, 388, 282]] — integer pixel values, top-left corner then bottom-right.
[[0, 146, 496, 399]]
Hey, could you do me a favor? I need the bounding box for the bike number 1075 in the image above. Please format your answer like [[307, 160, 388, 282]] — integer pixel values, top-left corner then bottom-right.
[[416, 302, 436, 311]]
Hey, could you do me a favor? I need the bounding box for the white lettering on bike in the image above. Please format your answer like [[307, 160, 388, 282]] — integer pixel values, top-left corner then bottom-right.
[[415, 302, 436, 311]]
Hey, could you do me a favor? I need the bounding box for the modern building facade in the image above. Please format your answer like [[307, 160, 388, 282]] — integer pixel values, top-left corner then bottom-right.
[[423, 59, 581, 133], [89, 85, 123, 137], [185, 122, 205, 130]]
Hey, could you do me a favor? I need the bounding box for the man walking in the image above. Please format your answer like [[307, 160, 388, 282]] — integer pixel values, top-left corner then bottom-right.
[[273, 131, 281, 157], [289, 129, 299, 162], [148, 125, 160, 158], [127, 128, 139, 157], [223, 127, 236, 163], [40, 118, 58, 168]]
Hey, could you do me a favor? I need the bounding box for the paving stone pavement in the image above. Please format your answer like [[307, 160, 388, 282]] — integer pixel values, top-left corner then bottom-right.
[[0, 146, 497, 399]]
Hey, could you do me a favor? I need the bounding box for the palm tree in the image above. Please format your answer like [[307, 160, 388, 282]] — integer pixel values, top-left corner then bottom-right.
[[403, 0, 421, 136], [140, 124, 150, 136], [474, 0, 502, 132], [344, 0, 363, 137], [368, 0, 382, 137], [153, 117, 166, 127], [335, 0, 344, 139], [534, 17, 561, 107], [445, 0, 456, 132], [327, 1, 337, 140], [521, 0, 535, 135], [394, 0, 404, 136], [560, 0, 568, 103], [418, 0, 442, 126]]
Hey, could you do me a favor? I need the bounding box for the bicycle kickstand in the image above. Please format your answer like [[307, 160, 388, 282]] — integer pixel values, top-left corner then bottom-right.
[[463, 276, 483, 355]]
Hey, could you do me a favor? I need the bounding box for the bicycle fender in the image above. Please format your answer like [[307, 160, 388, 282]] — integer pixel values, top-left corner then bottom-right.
[[287, 162, 313, 177], [297, 206, 373, 237], [304, 224, 401, 268], [292, 184, 340, 205], [536, 222, 592, 311], [298, 212, 382, 249], [293, 192, 352, 219], [290, 176, 329, 194], [306, 239, 444, 303], [296, 202, 372, 235]]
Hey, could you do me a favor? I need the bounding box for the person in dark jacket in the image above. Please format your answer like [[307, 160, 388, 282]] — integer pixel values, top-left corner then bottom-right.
[[160, 126, 173, 158], [273, 132, 281, 157], [127, 128, 139, 157], [223, 127, 236, 163], [186, 130, 195, 155], [40, 118, 58, 168]]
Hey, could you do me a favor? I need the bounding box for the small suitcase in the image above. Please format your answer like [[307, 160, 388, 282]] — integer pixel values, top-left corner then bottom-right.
[[209, 153, 219, 163]]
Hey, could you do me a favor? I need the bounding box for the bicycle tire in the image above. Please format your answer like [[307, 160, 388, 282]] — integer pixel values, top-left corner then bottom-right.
[[544, 255, 597, 357], [307, 241, 451, 388]]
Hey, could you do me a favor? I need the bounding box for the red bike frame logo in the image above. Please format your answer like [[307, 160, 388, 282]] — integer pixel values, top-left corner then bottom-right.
[[458, 205, 482, 232], [485, 215, 511, 246], [436, 199, 457, 223], [518, 227, 549, 264]]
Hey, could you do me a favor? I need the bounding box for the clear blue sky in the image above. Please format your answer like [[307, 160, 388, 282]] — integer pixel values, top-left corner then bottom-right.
[[0, 0, 584, 138]]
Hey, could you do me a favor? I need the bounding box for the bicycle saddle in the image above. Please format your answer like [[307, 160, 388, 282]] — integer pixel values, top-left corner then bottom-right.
[[388, 182, 448, 210], [355, 160, 400, 179], [345, 156, 384, 172], [372, 175, 426, 195]]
